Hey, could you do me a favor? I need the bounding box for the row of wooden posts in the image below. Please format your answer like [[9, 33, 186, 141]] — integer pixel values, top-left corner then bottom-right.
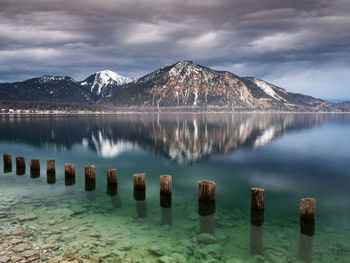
[[2, 153, 316, 221]]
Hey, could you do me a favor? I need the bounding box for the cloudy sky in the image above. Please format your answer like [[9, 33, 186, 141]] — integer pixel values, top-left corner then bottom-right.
[[0, 0, 349, 100]]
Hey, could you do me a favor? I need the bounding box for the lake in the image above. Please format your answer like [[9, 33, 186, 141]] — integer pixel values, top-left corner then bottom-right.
[[0, 113, 350, 263]]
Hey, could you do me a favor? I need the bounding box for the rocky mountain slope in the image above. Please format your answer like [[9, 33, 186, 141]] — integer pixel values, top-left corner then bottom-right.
[[79, 70, 135, 97], [0, 62, 348, 111], [0, 76, 98, 105], [100, 61, 334, 111]]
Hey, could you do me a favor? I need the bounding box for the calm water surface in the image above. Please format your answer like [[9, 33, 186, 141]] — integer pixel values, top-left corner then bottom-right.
[[0, 113, 350, 263]]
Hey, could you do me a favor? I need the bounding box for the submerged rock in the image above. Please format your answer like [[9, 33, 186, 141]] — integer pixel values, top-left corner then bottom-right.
[[18, 214, 38, 222], [159, 256, 178, 263], [149, 246, 165, 256], [197, 233, 217, 244], [0, 256, 10, 263], [41, 243, 58, 250]]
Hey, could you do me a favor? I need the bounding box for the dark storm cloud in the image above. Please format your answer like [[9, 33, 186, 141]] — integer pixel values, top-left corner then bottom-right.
[[0, 0, 349, 99]]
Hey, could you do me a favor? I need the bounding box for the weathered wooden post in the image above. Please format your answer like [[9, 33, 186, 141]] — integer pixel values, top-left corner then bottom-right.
[[85, 165, 96, 192], [65, 163, 75, 178], [3, 153, 12, 173], [198, 180, 216, 202], [299, 198, 316, 262], [251, 187, 264, 210], [30, 159, 40, 171], [106, 169, 118, 196], [160, 175, 172, 208], [15, 156, 25, 175], [46, 159, 56, 184], [107, 184, 118, 196], [160, 175, 172, 194], [85, 165, 96, 181], [198, 180, 216, 234], [107, 169, 118, 185], [47, 159, 56, 174], [30, 159, 40, 178], [300, 198, 316, 237], [133, 173, 146, 189], [300, 198, 316, 220], [250, 187, 264, 255], [64, 163, 75, 185], [132, 173, 147, 217], [133, 173, 146, 201]]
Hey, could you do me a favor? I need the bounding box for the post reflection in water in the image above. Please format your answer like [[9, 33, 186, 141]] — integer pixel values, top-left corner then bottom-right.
[[107, 184, 122, 208], [64, 184, 75, 195], [134, 189, 147, 218], [85, 179, 96, 200], [250, 209, 264, 255], [198, 201, 215, 235], [298, 219, 315, 262], [160, 193, 172, 225]]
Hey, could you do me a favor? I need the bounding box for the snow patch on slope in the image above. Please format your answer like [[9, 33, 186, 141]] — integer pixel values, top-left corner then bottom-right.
[[253, 78, 285, 101], [90, 70, 134, 96]]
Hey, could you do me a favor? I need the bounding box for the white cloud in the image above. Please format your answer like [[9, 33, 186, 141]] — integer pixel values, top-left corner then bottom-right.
[[248, 31, 312, 52]]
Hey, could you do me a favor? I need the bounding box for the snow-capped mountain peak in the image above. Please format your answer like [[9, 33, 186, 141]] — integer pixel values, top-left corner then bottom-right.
[[80, 70, 135, 97]]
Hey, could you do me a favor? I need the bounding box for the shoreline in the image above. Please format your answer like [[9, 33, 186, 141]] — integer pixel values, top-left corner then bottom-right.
[[1, 111, 350, 115]]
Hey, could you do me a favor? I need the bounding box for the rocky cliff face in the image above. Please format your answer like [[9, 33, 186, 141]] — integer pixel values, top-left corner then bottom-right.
[[99, 61, 333, 111]]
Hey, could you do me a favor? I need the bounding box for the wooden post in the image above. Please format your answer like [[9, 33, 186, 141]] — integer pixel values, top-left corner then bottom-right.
[[160, 193, 172, 208], [107, 169, 117, 185], [16, 156, 25, 175], [198, 180, 216, 202], [3, 153, 12, 172], [46, 159, 56, 174], [160, 175, 172, 194], [65, 176, 75, 186], [85, 179, 96, 191], [65, 163, 75, 178], [30, 159, 40, 171], [251, 187, 264, 210], [3, 153, 12, 167], [47, 173, 56, 184], [300, 198, 316, 219], [85, 165, 96, 180], [133, 173, 146, 190], [198, 200, 215, 216]]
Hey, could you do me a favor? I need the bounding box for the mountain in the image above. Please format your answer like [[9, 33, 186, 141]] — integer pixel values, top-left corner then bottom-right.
[[79, 70, 135, 97], [0, 62, 348, 112], [0, 75, 98, 105], [99, 61, 336, 111]]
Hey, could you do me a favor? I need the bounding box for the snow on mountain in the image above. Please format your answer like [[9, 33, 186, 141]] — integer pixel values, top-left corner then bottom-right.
[[80, 70, 136, 97], [251, 78, 285, 101]]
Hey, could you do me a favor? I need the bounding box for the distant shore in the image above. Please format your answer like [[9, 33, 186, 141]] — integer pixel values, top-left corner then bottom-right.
[[1, 111, 350, 115]]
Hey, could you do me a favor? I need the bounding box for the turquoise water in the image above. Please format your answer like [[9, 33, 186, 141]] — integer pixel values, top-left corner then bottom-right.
[[0, 113, 350, 262]]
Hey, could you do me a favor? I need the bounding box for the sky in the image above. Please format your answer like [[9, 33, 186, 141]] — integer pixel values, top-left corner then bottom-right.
[[0, 0, 349, 100]]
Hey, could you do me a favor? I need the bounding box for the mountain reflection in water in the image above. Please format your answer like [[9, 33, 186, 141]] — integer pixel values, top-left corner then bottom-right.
[[0, 113, 349, 164]]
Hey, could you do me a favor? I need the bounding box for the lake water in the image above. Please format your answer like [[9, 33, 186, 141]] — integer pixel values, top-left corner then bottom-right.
[[0, 113, 350, 263]]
